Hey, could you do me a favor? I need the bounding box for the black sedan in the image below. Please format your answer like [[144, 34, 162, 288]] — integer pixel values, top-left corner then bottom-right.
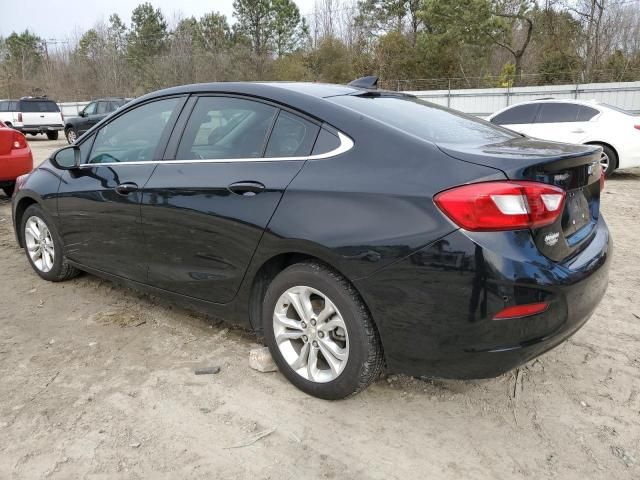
[[11, 79, 611, 399]]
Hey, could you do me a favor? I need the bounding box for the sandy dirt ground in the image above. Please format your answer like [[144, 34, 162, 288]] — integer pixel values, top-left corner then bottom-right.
[[0, 136, 639, 479]]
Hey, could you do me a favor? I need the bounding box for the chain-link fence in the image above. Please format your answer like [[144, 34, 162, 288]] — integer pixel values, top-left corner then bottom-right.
[[379, 69, 640, 92]]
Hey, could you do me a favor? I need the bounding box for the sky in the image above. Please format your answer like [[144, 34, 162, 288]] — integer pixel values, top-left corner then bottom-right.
[[0, 0, 317, 41]]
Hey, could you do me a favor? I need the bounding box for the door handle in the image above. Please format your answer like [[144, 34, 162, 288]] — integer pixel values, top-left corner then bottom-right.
[[228, 181, 265, 197], [571, 129, 585, 134], [115, 182, 139, 195]]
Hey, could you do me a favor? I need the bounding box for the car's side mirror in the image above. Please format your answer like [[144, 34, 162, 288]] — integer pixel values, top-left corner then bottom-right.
[[52, 145, 81, 170], [79, 110, 86, 117]]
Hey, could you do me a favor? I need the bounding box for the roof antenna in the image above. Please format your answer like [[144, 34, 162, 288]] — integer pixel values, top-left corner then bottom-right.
[[348, 76, 379, 89]]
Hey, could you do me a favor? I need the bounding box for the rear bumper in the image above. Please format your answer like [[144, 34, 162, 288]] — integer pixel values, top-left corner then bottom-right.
[[16, 125, 64, 133], [0, 149, 33, 182], [355, 216, 611, 379]]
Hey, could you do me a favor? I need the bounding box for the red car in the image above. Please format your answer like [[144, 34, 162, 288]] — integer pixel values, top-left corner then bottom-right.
[[0, 121, 33, 197]]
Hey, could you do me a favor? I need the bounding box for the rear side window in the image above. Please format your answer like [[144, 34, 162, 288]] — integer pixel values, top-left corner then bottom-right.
[[536, 103, 583, 123], [331, 95, 519, 145], [265, 111, 319, 157], [491, 104, 538, 125], [0, 101, 7, 111], [177, 96, 278, 160], [19, 100, 60, 112], [576, 106, 600, 121], [312, 129, 340, 155]]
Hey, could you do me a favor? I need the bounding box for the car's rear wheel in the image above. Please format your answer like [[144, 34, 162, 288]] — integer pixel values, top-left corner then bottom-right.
[[46, 131, 59, 140], [65, 127, 78, 144], [21, 204, 79, 282], [263, 262, 384, 399], [2, 184, 14, 197], [597, 144, 618, 177]]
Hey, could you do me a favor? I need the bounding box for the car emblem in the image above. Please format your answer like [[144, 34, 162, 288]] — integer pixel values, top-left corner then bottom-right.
[[544, 232, 560, 246]]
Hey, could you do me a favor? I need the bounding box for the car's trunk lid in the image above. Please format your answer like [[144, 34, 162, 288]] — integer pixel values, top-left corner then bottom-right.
[[438, 137, 603, 262]]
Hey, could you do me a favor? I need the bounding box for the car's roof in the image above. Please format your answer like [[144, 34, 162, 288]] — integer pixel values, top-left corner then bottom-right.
[[140, 81, 362, 100], [509, 98, 601, 106]]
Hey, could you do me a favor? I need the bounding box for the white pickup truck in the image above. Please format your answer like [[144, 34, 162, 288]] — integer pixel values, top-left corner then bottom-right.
[[0, 97, 65, 140]]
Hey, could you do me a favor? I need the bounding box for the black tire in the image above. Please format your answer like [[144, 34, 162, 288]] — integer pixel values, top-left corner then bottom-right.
[[65, 127, 78, 144], [46, 131, 59, 140], [2, 184, 14, 197], [20, 204, 80, 282], [263, 262, 384, 400], [598, 144, 618, 178]]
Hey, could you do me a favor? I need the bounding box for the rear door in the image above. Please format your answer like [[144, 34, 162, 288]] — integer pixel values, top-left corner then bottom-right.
[[530, 102, 600, 144], [141, 95, 319, 303], [19, 100, 63, 127], [57, 96, 185, 281]]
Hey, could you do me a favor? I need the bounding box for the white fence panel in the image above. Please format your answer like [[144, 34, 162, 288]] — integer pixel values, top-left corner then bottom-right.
[[408, 81, 640, 117]]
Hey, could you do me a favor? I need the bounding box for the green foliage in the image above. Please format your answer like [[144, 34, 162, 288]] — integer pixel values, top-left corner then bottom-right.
[[0, 1, 639, 99]]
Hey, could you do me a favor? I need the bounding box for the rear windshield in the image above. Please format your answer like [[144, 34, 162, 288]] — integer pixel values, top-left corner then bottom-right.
[[19, 100, 60, 113], [600, 103, 638, 116], [329, 94, 519, 145]]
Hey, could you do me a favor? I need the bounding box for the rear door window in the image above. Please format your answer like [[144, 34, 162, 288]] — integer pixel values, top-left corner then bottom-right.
[[491, 104, 539, 125], [265, 111, 319, 157], [19, 100, 60, 112], [536, 103, 583, 123], [176, 96, 278, 160], [96, 101, 109, 114], [0, 101, 7, 111]]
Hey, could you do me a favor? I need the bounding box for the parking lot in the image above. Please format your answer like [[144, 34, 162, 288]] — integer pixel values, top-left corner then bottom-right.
[[0, 136, 639, 479]]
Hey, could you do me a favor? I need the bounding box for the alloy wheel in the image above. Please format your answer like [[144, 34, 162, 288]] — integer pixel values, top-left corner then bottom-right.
[[600, 151, 609, 172], [67, 129, 77, 143], [273, 286, 349, 383], [24, 216, 55, 273]]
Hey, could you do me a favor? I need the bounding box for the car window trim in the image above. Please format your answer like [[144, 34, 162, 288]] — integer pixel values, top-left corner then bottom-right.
[[80, 95, 189, 167], [77, 131, 353, 167]]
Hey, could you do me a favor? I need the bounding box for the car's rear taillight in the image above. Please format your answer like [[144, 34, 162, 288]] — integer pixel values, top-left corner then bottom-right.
[[12, 131, 27, 150], [634, 124, 640, 131], [60, 112, 65, 122], [493, 302, 549, 320], [434, 181, 566, 231], [17, 112, 23, 123]]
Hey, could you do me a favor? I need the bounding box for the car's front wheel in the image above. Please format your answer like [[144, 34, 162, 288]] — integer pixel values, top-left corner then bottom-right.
[[21, 204, 79, 281], [263, 262, 384, 399], [65, 127, 78, 144]]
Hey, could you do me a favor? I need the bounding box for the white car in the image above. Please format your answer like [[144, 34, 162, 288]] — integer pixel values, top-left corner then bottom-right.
[[488, 99, 640, 176], [0, 97, 65, 140]]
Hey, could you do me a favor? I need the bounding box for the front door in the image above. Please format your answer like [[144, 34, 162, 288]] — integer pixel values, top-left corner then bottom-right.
[[57, 96, 185, 282], [141, 95, 320, 303]]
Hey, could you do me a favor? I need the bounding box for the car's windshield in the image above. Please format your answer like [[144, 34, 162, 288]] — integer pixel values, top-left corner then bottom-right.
[[329, 94, 520, 146]]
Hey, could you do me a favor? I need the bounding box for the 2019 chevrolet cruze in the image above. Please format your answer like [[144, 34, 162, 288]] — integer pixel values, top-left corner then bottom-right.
[[11, 79, 611, 399]]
